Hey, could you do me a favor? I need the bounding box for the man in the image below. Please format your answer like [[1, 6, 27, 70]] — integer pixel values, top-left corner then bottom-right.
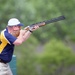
[[0, 18, 39, 75]]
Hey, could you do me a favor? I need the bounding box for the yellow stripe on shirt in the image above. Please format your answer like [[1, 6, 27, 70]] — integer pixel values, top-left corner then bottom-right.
[[0, 31, 9, 53]]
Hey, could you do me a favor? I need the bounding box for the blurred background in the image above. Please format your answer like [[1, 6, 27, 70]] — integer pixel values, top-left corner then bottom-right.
[[0, 0, 75, 75]]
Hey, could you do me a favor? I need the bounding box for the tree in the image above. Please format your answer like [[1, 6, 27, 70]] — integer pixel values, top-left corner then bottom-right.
[[37, 39, 75, 75]]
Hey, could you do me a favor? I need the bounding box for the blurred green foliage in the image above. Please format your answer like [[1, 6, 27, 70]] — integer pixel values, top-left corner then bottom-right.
[[0, 0, 75, 75], [15, 35, 39, 75], [37, 39, 75, 75]]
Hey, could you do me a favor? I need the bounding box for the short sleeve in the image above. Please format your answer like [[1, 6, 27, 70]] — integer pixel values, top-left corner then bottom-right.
[[4, 32, 17, 44]]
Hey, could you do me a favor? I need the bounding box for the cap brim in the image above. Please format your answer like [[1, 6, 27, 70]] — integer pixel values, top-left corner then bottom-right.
[[17, 23, 24, 26]]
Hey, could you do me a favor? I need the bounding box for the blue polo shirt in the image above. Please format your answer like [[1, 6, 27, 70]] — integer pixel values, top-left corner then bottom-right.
[[0, 28, 17, 63]]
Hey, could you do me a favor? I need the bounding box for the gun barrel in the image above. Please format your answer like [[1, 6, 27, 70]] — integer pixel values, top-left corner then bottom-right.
[[24, 15, 65, 30]]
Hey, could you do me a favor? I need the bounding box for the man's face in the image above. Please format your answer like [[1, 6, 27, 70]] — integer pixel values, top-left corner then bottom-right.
[[12, 25, 21, 31]]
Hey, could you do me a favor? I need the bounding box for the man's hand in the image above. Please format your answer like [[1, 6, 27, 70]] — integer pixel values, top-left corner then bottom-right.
[[19, 29, 28, 36], [24, 25, 39, 32], [31, 25, 39, 31]]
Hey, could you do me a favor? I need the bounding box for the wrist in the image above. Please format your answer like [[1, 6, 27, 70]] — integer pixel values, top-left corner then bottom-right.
[[29, 30, 33, 33]]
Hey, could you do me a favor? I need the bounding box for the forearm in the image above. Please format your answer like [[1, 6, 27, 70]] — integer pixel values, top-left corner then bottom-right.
[[13, 33, 24, 45], [22, 25, 39, 42], [22, 30, 32, 42]]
